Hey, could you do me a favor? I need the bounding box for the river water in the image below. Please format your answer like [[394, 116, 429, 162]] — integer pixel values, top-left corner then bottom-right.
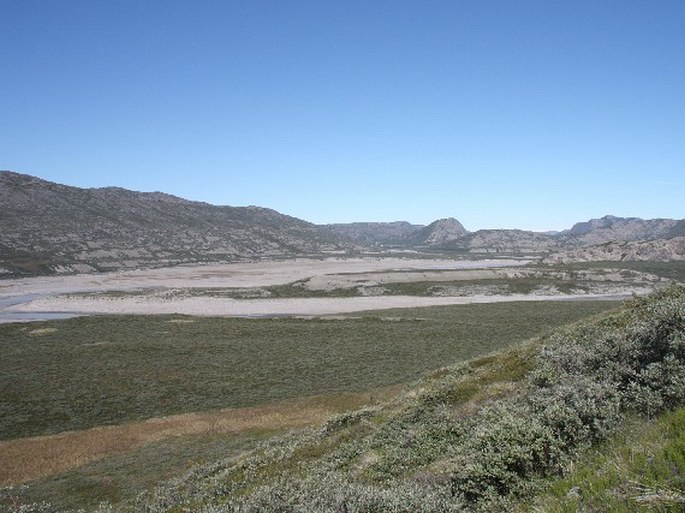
[[0, 294, 81, 323]]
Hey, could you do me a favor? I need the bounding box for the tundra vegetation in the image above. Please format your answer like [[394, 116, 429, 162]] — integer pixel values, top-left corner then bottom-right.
[[0, 301, 615, 441], [0, 286, 683, 512]]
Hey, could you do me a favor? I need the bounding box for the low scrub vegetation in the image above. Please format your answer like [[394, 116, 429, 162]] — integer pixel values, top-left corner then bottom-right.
[[0, 301, 613, 441], [526, 408, 685, 512], [76, 285, 681, 513], [3, 287, 683, 512]]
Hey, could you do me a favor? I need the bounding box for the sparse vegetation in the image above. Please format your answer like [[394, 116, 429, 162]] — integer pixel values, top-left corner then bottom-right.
[[2, 284, 683, 512], [10, 285, 674, 513], [0, 301, 615, 441], [544, 260, 685, 283]]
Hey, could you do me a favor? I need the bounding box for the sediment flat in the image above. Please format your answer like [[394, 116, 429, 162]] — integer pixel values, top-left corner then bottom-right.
[[9, 292, 628, 319], [1, 257, 641, 321]]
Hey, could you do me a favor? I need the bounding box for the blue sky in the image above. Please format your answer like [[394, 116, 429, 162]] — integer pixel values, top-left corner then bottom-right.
[[2, 1, 684, 231]]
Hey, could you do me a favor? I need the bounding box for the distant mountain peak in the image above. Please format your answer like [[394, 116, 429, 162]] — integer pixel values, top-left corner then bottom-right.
[[413, 217, 468, 245], [430, 217, 465, 227]]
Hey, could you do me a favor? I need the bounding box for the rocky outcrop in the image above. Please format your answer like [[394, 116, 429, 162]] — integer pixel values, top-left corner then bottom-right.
[[560, 215, 681, 245], [544, 237, 685, 263], [323, 221, 423, 246], [408, 218, 469, 245]]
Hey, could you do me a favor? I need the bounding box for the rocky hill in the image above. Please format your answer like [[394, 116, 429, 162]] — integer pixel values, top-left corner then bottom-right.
[[542, 215, 685, 263], [0, 171, 354, 275], [406, 217, 469, 245], [560, 215, 682, 245], [544, 236, 685, 264], [323, 221, 422, 246], [323, 218, 468, 247]]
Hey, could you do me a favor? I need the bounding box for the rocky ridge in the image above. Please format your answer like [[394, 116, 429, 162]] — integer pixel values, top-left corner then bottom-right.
[[561, 215, 682, 245], [0, 171, 355, 275], [1, 171, 683, 276], [544, 237, 685, 264]]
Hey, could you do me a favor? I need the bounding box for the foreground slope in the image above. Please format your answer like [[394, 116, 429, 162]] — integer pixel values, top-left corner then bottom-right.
[[19, 286, 676, 513], [0, 171, 353, 276]]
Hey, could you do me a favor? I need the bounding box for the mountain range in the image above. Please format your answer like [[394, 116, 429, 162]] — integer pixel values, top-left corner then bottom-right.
[[1, 171, 683, 276]]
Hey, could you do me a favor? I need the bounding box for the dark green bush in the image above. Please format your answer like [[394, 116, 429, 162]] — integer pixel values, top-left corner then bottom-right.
[[446, 286, 684, 506], [165, 286, 685, 512]]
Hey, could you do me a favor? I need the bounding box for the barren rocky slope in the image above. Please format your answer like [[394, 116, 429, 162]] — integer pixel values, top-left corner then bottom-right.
[[561, 214, 682, 244], [544, 236, 685, 263], [406, 217, 469, 245], [0, 171, 354, 275]]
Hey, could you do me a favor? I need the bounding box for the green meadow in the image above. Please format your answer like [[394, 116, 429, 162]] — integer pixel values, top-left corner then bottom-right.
[[0, 300, 617, 441]]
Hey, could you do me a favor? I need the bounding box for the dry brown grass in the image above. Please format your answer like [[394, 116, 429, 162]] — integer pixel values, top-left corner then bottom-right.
[[0, 385, 403, 486]]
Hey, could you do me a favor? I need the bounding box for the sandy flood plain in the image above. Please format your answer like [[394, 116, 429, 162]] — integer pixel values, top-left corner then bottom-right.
[[0, 257, 632, 322]]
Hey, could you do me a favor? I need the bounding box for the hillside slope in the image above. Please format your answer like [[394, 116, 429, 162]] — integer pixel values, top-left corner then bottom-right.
[[63, 286, 681, 513], [441, 228, 559, 254], [561, 215, 682, 245], [323, 221, 423, 246], [545, 236, 685, 263], [0, 171, 354, 275]]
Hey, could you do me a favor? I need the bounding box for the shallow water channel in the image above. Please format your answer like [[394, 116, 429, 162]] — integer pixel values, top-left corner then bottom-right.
[[0, 294, 81, 323]]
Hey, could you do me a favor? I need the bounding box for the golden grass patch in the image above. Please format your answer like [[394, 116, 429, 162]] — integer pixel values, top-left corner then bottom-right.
[[0, 385, 403, 487]]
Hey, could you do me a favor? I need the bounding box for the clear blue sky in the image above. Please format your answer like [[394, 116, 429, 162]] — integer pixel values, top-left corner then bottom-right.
[[2, 1, 684, 231]]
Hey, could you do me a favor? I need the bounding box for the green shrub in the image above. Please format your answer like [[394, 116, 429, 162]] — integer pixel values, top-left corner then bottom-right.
[[142, 286, 685, 512]]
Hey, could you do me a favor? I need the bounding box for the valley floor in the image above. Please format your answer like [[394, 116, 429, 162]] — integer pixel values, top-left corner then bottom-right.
[[0, 256, 661, 322]]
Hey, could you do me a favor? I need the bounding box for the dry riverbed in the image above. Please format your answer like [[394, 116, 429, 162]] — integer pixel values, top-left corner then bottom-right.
[[0, 257, 657, 322]]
